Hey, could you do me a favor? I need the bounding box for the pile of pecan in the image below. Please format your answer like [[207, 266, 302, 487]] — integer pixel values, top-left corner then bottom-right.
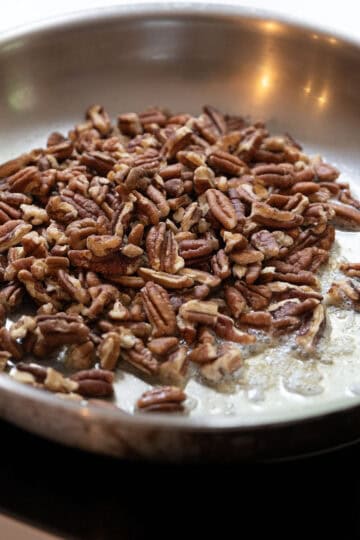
[[0, 104, 359, 412]]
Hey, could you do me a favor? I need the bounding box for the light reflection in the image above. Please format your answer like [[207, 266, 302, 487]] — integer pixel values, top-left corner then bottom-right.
[[328, 37, 338, 45], [260, 74, 270, 89], [304, 84, 312, 95], [317, 91, 328, 107], [261, 21, 284, 34], [312, 34, 319, 40], [8, 84, 35, 111]]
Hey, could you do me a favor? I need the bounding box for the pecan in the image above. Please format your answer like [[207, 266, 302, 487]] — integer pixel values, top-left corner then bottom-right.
[[188, 340, 218, 364], [0, 152, 36, 179], [69, 250, 141, 276], [118, 112, 143, 136], [314, 161, 339, 181], [221, 231, 248, 253], [137, 386, 186, 412], [178, 238, 215, 261], [193, 166, 215, 194], [86, 104, 111, 135], [57, 269, 90, 305], [252, 163, 296, 188], [200, 345, 243, 383], [158, 346, 188, 386], [80, 151, 116, 175], [0, 220, 32, 253], [87, 234, 122, 258], [239, 311, 272, 327], [251, 230, 280, 259], [329, 203, 360, 230], [326, 279, 360, 310], [0, 282, 23, 311], [146, 223, 184, 273], [340, 262, 360, 278], [260, 267, 319, 288], [141, 282, 177, 337], [250, 202, 303, 229], [163, 126, 193, 159], [0, 327, 23, 360], [71, 369, 114, 397], [66, 341, 95, 370], [211, 249, 231, 279], [123, 167, 150, 193], [133, 190, 160, 225], [225, 286, 246, 318], [146, 185, 170, 218], [148, 337, 179, 356], [207, 151, 245, 176], [37, 313, 89, 348], [128, 223, 144, 246], [0, 350, 11, 371], [97, 331, 123, 370], [139, 267, 193, 289], [179, 299, 219, 326], [122, 340, 159, 375], [205, 189, 237, 230], [296, 304, 326, 355], [230, 248, 264, 265], [178, 268, 220, 288], [214, 314, 255, 344]]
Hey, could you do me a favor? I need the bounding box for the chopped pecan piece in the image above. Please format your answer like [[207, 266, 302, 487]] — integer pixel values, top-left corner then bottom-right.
[[37, 313, 90, 347], [326, 279, 360, 310], [158, 346, 188, 386], [138, 267, 194, 289], [148, 337, 179, 356], [205, 189, 237, 230], [122, 340, 159, 375], [179, 299, 219, 326], [200, 345, 242, 383], [250, 202, 303, 229], [0, 220, 32, 253], [296, 304, 326, 355]]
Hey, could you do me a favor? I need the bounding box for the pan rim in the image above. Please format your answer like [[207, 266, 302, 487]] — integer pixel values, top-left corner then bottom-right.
[[1, 1, 360, 434]]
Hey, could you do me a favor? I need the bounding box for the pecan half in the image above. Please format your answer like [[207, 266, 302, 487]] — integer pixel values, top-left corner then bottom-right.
[[137, 386, 186, 412], [71, 369, 114, 397], [340, 262, 360, 278], [146, 223, 184, 273], [141, 282, 177, 337], [205, 189, 237, 230]]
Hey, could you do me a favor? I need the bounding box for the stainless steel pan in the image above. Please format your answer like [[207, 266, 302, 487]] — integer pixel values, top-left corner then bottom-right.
[[1, 3, 360, 461]]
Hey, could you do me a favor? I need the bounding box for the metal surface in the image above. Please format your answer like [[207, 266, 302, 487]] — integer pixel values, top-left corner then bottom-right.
[[1, 3, 360, 460]]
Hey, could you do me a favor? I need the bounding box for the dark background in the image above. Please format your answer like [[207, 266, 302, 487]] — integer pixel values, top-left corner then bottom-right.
[[1, 418, 358, 540]]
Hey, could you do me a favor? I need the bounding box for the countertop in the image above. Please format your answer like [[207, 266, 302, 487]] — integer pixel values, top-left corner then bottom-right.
[[1, 2, 360, 538]]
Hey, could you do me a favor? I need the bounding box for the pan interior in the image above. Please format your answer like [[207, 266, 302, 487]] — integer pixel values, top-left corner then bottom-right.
[[1, 9, 360, 426]]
